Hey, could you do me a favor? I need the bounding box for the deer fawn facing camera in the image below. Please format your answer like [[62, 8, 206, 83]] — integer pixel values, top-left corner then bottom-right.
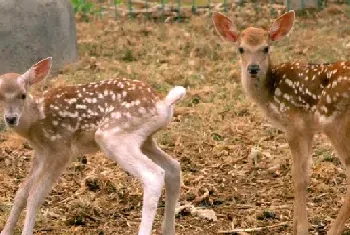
[[0, 58, 186, 235], [213, 11, 350, 235]]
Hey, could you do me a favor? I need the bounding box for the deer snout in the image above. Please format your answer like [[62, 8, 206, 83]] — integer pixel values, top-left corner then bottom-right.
[[5, 115, 18, 126], [247, 64, 260, 75]]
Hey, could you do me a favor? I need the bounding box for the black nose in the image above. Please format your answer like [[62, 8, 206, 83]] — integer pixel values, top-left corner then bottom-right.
[[247, 64, 260, 75], [5, 116, 17, 125]]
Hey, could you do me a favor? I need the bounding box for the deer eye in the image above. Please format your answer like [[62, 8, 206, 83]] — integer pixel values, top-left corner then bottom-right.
[[263, 46, 269, 53], [238, 47, 244, 54], [20, 93, 26, 100]]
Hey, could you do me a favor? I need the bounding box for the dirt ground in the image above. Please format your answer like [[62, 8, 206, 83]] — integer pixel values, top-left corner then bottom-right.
[[1, 4, 350, 235]]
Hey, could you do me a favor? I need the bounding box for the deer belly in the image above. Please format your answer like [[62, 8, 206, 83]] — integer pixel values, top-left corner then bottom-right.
[[71, 131, 100, 156]]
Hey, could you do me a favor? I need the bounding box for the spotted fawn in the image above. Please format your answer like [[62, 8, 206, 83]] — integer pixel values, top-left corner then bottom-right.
[[213, 11, 350, 235], [0, 58, 186, 235]]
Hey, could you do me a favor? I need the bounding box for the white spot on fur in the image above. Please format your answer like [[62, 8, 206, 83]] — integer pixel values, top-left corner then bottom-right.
[[98, 105, 104, 112], [274, 88, 281, 97], [283, 93, 290, 101], [76, 104, 87, 109], [111, 111, 121, 119], [67, 98, 77, 104]]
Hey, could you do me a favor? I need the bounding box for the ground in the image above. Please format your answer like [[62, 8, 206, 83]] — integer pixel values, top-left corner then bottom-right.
[[1, 4, 350, 235]]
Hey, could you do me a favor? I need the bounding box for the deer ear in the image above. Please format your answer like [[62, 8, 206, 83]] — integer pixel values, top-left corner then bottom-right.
[[212, 12, 239, 42], [22, 57, 52, 85], [269, 10, 295, 42]]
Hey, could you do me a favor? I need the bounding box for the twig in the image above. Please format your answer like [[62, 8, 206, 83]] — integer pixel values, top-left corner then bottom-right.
[[217, 221, 289, 233], [81, 211, 100, 222], [36, 227, 55, 232]]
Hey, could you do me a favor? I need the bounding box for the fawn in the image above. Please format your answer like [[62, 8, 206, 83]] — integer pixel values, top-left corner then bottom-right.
[[0, 58, 186, 235], [213, 10, 350, 235]]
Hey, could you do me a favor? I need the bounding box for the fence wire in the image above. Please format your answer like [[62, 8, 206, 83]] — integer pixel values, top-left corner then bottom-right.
[[72, 0, 350, 21]]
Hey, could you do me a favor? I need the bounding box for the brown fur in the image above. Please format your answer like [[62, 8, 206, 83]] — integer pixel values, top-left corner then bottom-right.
[[240, 27, 268, 46], [0, 73, 24, 97]]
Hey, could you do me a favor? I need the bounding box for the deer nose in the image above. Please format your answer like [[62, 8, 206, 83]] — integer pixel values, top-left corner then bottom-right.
[[5, 115, 18, 125], [247, 64, 260, 75]]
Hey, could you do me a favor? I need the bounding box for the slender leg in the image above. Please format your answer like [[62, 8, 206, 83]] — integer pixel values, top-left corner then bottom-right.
[[287, 131, 314, 235], [324, 125, 350, 235], [95, 130, 165, 235], [21, 154, 71, 235], [327, 165, 350, 235], [1, 152, 43, 235], [142, 137, 181, 235]]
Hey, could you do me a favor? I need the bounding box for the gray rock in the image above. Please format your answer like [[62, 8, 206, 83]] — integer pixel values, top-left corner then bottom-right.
[[0, 0, 78, 75]]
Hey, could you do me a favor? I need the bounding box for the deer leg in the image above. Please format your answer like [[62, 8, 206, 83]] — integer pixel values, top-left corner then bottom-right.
[[21, 153, 71, 235], [95, 129, 165, 235], [1, 152, 43, 235], [287, 131, 313, 235], [324, 126, 350, 235], [141, 137, 181, 235], [327, 166, 350, 235]]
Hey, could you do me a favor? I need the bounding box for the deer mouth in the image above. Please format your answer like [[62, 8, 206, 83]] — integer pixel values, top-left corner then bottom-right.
[[250, 74, 259, 81], [5, 122, 18, 128]]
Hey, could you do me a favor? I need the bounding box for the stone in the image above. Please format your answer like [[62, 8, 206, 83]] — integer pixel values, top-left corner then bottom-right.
[[0, 0, 78, 75]]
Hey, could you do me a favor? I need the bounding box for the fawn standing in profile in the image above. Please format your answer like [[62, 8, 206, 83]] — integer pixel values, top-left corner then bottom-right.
[[213, 10, 350, 235], [0, 58, 186, 235]]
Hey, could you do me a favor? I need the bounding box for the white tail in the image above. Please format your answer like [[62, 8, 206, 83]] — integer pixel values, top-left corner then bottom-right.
[[213, 11, 350, 235], [0, 57, 185, 235], [165, 86, 186, 106]]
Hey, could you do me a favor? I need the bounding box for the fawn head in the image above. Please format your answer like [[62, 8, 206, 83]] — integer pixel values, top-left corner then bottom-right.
[[0, 58, 51, 127], [212, 11, 295, 79]]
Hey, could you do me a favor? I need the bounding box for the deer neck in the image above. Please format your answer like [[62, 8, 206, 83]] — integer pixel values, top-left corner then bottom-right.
[[241, 59, 275, 107], [13, 95, 44, 138]]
